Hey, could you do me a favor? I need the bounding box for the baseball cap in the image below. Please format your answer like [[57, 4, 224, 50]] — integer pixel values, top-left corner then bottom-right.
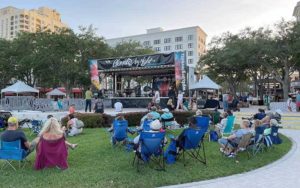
[[8, 117, 18, 124]]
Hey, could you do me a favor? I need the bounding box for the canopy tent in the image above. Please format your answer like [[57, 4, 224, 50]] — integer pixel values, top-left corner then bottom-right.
[[189, 75, 221, 90], [1, 81, 39, 94], [46, 88, 66, 96]]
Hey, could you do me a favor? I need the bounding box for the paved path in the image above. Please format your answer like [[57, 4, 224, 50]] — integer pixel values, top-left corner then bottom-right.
[[162, 129, 300, 188]]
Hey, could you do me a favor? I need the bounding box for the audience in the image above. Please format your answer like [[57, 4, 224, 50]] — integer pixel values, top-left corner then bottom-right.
[[161, 108, 178, 129], [67, 114, 83, 136], [94, 98, 104, 113], [133, 120, 166, 152], [167, 98, 175, 111], [215, 112, 228, 136], [0, 117, 37, 156], [218, 120, 251, 157], [253, 108, 266, 120], [35, 118, 77, 170], [114, 101, 123, 112]]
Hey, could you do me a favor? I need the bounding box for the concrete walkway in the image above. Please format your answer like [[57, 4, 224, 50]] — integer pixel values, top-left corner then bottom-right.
[[162, 129, 300, 188]]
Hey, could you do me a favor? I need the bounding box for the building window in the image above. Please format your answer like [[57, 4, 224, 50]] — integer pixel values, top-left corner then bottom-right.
[[164, 46, 171, 51], [188, 51, 193, 56], [188, 43, 193, 48], [143, 41, 150, 46], [154, 47, 161, 52], [153, 39, 161, 45], [188, 35, 193, 40], [164, 38, 171, 43], [188, 59, 193, 64], [175, 36, 183, 42], [175, 44, 183, 50]]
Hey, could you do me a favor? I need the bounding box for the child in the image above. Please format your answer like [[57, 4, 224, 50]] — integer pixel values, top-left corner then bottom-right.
[[69, 104, 75, 115]]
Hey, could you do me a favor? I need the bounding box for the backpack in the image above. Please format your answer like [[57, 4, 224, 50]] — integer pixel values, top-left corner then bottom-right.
[[75, 120, 84, 129], [210, 130, 219, 142], [95, 102, 103, 110]]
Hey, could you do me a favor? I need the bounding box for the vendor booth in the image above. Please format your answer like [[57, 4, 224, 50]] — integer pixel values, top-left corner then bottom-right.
[[89, 52, 188, 108]]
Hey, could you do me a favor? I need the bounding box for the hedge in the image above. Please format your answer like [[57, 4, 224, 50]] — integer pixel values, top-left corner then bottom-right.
[[60, 110, 216, 128]]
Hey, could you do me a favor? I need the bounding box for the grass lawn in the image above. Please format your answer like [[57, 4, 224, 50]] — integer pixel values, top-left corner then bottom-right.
[[0, 128, 292, 188]]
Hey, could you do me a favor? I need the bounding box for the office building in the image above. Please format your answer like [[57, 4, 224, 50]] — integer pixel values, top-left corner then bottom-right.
[[106, 26, 207, 67], [0, 6, 67, 40], [293, 1, 300, 22]]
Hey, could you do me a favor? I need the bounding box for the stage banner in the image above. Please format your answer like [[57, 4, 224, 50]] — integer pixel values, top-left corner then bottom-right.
[[174, 51, 187, 91], [88, 60, 101, 90], [96, 53, 174, 70], [153, 76, 176, 97]]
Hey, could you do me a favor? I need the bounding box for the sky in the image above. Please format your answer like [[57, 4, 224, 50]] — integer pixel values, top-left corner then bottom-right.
[[0, 0, 298, 43]]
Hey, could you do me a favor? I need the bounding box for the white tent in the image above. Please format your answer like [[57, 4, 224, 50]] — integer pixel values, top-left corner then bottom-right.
[[46, 88, 66, 96], [189, 75, 221, 90], [1, 80, 39, 94]]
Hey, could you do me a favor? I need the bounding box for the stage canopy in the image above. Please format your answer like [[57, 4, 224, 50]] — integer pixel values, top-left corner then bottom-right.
[[46, 88, 66, 96], [1, 81, 39, 94], [95, 53, 175, 76], [189, 75, 221, 90]]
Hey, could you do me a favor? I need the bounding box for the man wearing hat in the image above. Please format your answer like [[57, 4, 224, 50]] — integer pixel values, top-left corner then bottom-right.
[[133, 120, 167, 149], [0, 117, 31, 153]]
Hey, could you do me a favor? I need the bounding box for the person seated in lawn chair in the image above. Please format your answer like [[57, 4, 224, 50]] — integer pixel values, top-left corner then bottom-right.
[[0, 117, 38, 157], [253, 108, 266, 120], [214, 112, 228, 136], [266, 109, 282, 124], [138, 106, 160, 128], [160, 108, 179, 129], [174, 116, 199, 150], [108, 116, 135, 139], [35, 118, 77, 170], [218, 120, 252, 157], [133, 120, 167, 152]]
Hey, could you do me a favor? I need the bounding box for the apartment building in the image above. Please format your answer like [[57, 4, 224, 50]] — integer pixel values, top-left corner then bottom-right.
[[293, 1, 300, 22], [106, 26, 207, 67], [0, 6, 68, 40]]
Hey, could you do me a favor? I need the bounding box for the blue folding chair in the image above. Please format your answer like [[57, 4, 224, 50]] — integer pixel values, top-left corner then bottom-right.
[[0, 118, 5, 130], [223, 116, 235, 136], [111, 120, 129, 145], [252, 126, 269, 156], [142, 119, 152, 131], [133, 131, 166, 171], [31, 120, 43, 135], [195, 116, 210, 132], [178, 128, 207, 165], [270, 126, 282, 145], [0, 140, 28, 171]]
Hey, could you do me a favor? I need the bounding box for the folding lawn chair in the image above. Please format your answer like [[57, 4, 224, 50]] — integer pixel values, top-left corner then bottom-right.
[[142, 119, 152, 131], [30, 120, 43, 135], [223, 133, 253, 160], [0, 118, 5, 130], [0, 140, 29, 171], [270, 126, 282, 145], [252, 126, 272, 156], [195, 116, 210, 132], [177, 128, 207, 166], [222, 116, 235, 137], [111, 120, 129, 145], [132, 131, 166, 171]]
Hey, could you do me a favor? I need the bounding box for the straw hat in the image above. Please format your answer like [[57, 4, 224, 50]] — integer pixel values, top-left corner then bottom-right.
[[150, 120, 162, 130]]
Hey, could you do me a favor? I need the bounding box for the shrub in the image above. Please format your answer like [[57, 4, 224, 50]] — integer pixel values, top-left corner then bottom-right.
[[61, 113, 112, 128], [117, 111, 148, 126]]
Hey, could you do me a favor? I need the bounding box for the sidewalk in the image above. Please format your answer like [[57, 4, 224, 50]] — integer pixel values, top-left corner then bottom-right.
[[161, 129, 300, 188]]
